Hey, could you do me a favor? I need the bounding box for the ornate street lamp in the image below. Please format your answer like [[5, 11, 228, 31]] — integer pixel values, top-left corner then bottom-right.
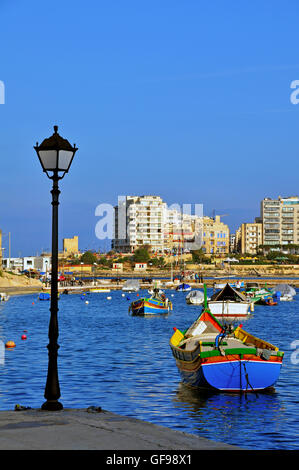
[[34, 125, 78, 410]]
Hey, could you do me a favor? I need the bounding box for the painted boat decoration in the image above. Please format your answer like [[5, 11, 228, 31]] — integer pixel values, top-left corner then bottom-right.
[[208, 283, 252, 319], [176, 283, 191, 292], [170, 290, 284, 392], [129, 289, 172, 315], [245, 286, 275, 305]]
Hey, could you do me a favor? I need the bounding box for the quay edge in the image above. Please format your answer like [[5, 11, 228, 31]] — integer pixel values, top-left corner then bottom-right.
[[0, 408, 241, 450]]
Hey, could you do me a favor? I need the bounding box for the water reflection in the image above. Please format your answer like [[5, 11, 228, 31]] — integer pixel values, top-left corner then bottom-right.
[[172, 382, 288, 448]]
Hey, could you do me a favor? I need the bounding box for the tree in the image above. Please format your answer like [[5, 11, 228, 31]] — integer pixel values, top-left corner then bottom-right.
[[133, 246, 151, 263], [191, 249, 206, 263], [80, 251, 97, 264]]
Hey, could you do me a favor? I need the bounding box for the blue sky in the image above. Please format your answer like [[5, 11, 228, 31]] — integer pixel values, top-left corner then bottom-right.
[[1, 0, 299, 256]]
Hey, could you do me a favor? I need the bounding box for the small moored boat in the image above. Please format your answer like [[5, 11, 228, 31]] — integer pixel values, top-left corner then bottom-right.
[[208, 283, 252, 319], [170, 288, 284, 392], [89, 287, 111, 293], [129, 289, 172, 315], [176, 283, 191, 292], [0, 293, 10, 301], [186, 290, 205, 305]]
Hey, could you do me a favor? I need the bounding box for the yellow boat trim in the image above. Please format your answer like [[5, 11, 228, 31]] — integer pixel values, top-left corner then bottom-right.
[[234, 326, 278, 351]]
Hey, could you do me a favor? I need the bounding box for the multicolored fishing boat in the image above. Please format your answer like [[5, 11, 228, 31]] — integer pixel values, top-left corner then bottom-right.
[[129, 289, 172, 315], [170, 288, 284, 392]]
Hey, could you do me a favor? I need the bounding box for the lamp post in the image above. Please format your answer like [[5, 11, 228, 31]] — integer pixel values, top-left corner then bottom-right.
[[34, 125, 78, 411]]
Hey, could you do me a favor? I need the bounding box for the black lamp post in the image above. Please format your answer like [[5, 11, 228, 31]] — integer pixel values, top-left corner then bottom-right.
[[34, 125, 78, 411]]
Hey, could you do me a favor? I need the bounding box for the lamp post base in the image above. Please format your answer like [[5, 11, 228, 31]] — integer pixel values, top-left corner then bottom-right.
[[41, 400, 63, 411]]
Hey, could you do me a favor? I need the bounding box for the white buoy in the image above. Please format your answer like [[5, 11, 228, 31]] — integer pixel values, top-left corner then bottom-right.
[[122, 293, 125, 297], [107, 296, 112, 300], [85, 301, 89, 304]]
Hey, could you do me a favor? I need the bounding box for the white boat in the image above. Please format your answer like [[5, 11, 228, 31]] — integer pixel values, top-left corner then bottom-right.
[[273, 284, 296, 302], [89, 287, 111, 293], [186, 290, 205, 305], [280, 295, 293, 301], [122, 279, 140, 292], [0, 293, 10, 301], [208, 283, 252, 319]]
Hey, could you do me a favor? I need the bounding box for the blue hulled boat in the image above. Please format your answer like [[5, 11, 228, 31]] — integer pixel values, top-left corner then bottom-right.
[[176, 283, 191, 292], [129, 289, 172, 315], [170, 288, 284, 392]]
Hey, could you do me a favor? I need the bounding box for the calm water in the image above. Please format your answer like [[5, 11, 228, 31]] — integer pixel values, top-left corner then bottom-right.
[[0, 288, 298, 450]]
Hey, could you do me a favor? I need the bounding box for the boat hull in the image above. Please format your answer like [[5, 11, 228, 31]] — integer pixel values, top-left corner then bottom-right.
[[173, 353, 283, 392], [207, 301, 250, 318], [130, 298, 171, 315]]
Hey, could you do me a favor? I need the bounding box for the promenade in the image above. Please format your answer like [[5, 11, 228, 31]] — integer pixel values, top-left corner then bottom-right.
[[0, 408, 240, 450]]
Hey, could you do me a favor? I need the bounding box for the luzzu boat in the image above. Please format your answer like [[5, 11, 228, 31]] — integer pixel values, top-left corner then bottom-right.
[[170, 290, 284, 392], [129, 289, 172, 315]]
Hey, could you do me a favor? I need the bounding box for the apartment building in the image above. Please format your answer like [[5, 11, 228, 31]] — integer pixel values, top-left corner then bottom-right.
[[164, 211, 202, 253], [201, 216, 230, 254], [112, 195, 167, 253], [239, 222, 263, 254], [261, 196, 299, 247], [112, 196, 204, 254]]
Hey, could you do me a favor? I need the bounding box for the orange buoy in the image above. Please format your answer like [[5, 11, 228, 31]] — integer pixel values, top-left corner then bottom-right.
[[5, 341, 16, 348]]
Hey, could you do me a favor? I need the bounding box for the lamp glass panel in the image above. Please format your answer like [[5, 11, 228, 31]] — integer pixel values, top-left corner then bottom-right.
[[58, 150, 73, 171], [38, 150, 57, 170]]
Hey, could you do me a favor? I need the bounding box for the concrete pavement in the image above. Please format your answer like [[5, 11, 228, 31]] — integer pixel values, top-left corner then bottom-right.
[[0, 408, 241, 450]]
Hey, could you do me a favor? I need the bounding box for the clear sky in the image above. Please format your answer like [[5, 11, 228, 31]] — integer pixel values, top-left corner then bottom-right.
[[1, 0, 299, 256]]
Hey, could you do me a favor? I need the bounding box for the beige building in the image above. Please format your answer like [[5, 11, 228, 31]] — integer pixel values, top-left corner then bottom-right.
[[63, 236, 79, 256], [202, 216, 229, 254], [239, 222, 263, 254]]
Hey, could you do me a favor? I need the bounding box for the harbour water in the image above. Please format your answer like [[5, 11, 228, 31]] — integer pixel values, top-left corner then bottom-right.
[[0, 288, 298, 450]]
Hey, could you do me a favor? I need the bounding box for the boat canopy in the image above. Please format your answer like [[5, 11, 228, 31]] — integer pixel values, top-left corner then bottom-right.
[[210, 283, 247, 302], [272, 284, 296, 297], [186, 290, 204, 300]]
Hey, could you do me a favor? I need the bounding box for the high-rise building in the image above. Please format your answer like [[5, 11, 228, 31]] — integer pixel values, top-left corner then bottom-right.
[[261, 196, 299, 247], [112, 195, 204, 254], [112, 196, 167, 253]]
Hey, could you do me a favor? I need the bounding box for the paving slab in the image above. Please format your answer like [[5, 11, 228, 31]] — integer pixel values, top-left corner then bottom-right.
[[0, 408, 241, 450]]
